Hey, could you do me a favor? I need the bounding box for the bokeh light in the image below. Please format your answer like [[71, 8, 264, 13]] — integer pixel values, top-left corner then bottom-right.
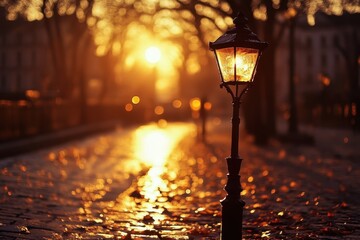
[[132, 96, 140, 104], [154, 106, 164, 115], [125, 103, 133, 112]]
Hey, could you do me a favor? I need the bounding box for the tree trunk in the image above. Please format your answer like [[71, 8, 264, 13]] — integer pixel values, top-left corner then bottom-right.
[[99, 50, 116, 103], [288, 17, 298, 134], [42, 17, 60, 94], [53, 11, 69, 98], [243, 13, 276, 144], [335, 27, 360, 131], [78, 34, 92, 124], [263, 1, 277, 136]]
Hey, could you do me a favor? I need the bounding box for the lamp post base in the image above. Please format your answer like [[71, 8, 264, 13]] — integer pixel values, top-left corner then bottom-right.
[[221, 197, 244, 240], [220, 157, 244, 240]]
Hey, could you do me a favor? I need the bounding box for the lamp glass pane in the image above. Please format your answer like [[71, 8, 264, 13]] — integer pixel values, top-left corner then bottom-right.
[[235, 47, 259, 82], [216, 47, 259, 83]]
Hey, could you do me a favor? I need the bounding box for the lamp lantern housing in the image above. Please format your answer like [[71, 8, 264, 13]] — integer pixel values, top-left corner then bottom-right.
[[209, 13, 268, 95]]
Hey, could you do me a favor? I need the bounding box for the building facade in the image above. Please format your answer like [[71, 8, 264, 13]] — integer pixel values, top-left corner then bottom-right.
[[275, 13, 359, 126], [0, 20, 51, 98]]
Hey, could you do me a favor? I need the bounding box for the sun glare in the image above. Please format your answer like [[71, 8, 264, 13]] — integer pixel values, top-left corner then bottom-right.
[[145, 46, 161, 64]]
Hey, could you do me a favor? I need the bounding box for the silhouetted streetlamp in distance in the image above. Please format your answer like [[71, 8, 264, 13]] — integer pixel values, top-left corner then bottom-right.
[[209, 12, 267, 239]]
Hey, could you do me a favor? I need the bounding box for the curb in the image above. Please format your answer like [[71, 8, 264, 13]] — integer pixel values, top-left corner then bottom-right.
[[0, 121, 118, 159]]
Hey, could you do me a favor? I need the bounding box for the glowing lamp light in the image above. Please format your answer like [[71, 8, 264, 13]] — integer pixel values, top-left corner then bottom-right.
[[215, 47, 259, 83], [210, 13, 267, 95], [190, 98, 201, 111]]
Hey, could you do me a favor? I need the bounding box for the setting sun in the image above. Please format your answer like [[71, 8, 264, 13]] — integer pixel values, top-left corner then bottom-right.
[[145, 46, 161, 64]]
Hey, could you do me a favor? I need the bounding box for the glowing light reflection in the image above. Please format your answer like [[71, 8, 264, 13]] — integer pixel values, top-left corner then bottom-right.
[[134, 124, 192, 202]]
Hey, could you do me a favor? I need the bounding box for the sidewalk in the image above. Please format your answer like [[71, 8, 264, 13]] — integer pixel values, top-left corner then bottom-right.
[[206, 119, 360, 239], [0, 120, 359, 239], [0, 121, 118, 159]]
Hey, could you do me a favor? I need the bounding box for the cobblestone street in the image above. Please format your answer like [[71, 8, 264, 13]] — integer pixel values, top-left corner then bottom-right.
[[0, 120, 360, 239]]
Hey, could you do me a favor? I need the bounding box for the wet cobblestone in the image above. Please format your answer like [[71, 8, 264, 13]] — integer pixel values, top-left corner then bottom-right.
[[0, 121, 360, 239]]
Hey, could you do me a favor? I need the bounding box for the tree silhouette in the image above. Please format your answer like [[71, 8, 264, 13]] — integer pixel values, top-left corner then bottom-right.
[[231, 0, 360, 143], [1, 0, 358, 130]]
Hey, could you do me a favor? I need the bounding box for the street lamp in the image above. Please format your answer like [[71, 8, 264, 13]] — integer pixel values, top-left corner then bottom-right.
[[209, 13, 267, 239]]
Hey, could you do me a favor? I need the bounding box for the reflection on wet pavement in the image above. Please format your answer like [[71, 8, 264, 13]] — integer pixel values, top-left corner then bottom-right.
[[134, 124, 187, 202], [1, 122, 223, 239], [1, 120, 360, 239]]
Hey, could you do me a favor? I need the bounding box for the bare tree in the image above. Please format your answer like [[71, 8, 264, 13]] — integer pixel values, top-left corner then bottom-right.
[[1, 0, 96, 99]]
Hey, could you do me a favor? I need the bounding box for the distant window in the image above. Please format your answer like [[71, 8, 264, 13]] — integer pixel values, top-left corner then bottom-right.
[[0, 35, 5, 46], [320, 36, 327, 48], [306, 73, 312, 84], [1, 75, 6, 89], [306, 37, 312, 49], [333, 35, 339, 47], [0, 52, 4, 67], [334, 54, 340, 65], [17, 51, 21, 67], [32, 33, 37, 43], [306, 54, 313, 66], [32, 51, 36, 66], [27, 34, 33, 45], [321, 54, 327, 69], [17, 33, 22, 45], [16, 74, 21, 91]]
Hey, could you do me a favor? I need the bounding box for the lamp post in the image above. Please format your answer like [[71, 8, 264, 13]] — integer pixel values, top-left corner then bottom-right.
[[209, 13, 267, 239]]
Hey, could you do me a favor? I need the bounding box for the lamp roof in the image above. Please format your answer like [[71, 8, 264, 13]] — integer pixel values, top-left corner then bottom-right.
[[209, 13, 268, 51]]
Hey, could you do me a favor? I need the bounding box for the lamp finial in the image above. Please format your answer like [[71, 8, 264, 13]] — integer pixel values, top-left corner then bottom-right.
[[233, 12, 248, 27]]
